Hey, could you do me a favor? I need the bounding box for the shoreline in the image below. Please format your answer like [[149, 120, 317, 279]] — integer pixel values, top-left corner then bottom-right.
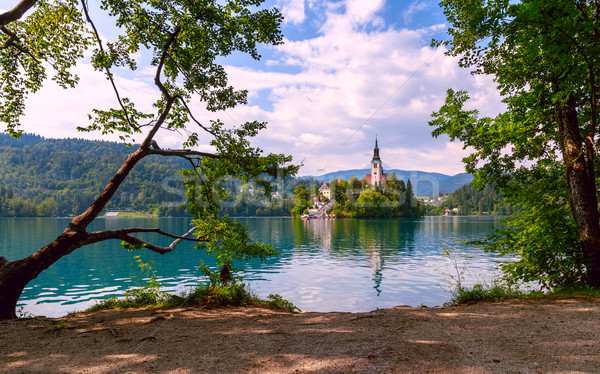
[[2, 297, 599, 373]]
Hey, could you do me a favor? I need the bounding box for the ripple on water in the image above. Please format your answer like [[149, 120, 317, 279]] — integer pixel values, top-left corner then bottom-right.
[[9, 216, 505, 317]]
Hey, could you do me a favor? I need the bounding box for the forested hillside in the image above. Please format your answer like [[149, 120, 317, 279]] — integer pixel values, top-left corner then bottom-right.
[[426, 183, 518, 216], [0, 134, 189, 217], [0, 134, 316, 217]]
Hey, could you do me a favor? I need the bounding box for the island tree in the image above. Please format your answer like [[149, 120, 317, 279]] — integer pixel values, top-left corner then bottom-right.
[[430, 0, 600, 287], [0, 0, 296, 319]]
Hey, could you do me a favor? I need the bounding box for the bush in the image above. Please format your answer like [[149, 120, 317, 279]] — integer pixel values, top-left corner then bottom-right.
[[445, 283, 526, 306], [87, 283, 300, 312]]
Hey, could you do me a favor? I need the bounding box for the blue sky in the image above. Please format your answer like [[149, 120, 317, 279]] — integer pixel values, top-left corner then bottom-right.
[[12, 0, 505, 176]]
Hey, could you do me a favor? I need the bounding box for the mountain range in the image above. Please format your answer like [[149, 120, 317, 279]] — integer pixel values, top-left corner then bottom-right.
[[307, 169, 473, 197]]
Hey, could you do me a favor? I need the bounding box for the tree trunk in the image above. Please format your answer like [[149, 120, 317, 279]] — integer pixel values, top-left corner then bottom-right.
[[0, 148, 148, 319], [0, 228, 90, 319], [556, 94, 600, 286]]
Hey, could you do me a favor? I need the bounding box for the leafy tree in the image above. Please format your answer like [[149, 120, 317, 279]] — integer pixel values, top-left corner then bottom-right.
[[385, 173, 404, 193], [0, 0, 296, 319], [430, 0, 600, 286], [349, 177, 361, 195], [405, 179, 415, 207], [291, 184, 310, 217]]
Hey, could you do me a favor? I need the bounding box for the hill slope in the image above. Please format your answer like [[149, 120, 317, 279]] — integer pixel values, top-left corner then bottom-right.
[[0, 134, 187, 216]]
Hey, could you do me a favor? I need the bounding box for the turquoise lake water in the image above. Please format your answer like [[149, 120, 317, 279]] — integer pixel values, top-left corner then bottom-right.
[[1, 216, 505, 317]]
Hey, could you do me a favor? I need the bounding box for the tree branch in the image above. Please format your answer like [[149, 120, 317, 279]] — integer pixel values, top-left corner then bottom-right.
[[154, 26, 181, 99], [148, 148, 219, 159], [0, 0, 38, 26], [86, 226, 214, 255], [177, 96, 218, 137], [140, 27, 181, 149], [69, 148, 149, 229], [89, 226, 200, 241], [80, 0, 137, 130]]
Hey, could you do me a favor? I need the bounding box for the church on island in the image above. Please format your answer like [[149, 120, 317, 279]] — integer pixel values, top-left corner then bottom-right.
[[317, 137, 387, 199], [364, 137, 387, 186], [301, 137, 423, 220]]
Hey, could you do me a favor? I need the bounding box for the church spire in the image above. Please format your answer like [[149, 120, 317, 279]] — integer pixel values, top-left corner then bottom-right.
[[372, 136, 381, 161]]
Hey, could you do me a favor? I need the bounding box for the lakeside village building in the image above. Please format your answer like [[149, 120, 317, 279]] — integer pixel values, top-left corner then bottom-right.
[[317, 138, 388, 199]]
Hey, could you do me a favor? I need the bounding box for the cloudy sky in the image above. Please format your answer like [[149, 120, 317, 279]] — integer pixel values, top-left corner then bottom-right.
[[15, 0, 505, 176]]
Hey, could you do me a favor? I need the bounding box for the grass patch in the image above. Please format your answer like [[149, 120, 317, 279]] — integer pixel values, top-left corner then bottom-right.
[[86, 283, 300, 313], [445, 283, 600, 306], [445, 284, 527, 305]]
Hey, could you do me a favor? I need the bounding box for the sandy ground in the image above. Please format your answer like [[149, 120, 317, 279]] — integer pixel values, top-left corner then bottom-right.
[[1, 298, 599, 374]]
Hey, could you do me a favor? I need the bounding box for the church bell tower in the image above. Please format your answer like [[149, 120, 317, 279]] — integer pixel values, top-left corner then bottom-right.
[[370, 137, 383, 186]]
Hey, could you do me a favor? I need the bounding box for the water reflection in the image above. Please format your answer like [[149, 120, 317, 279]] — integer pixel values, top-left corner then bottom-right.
[[3, 216, 503, 316], [296, 219, 421, 296]]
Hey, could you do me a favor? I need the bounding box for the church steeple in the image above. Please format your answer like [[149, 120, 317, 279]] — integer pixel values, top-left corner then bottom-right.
[[370, 136, 383, 186], [372, 136, 381, 162]]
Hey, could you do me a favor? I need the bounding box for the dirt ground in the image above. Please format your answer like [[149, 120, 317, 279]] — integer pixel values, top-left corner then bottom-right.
[[1, 298, 599, 374]]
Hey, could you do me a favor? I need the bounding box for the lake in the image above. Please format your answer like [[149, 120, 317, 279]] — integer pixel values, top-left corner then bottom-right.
[[1, 216, 505, 317]]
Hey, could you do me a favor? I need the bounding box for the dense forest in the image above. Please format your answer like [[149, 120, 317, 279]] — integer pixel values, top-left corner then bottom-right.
[[0, 134, 191, 217], [0, 134, 317, 217], [426, 183, 517, 216]]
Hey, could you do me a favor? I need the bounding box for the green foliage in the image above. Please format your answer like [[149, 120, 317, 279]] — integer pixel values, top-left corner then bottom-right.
[[0, 0, 92, 137], [47, 321, 69, 332], [438, 244, 528, 305], [445, 283, 527, 306], [0, 134, 188, 217], [179, 283, 255, 308], [88, 282, 299, 312], [181, 148, 288, 286], [431, 0, 600, 287], [263, 294, 300, 312], [291, 184, 310, 218], [475, 166, 586, 289], [192, 216, 279, 284]]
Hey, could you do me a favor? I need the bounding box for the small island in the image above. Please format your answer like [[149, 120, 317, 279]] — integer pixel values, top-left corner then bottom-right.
[[292, 138, 425, 218]]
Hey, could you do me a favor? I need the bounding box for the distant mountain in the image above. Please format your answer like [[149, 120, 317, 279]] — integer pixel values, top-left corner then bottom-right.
[[438, 173, 474, 194], [306, 169, 473, 197]]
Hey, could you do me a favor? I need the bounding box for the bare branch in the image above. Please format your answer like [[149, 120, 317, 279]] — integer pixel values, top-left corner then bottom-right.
[[0, 26, 37, 60], [89, 226, 202, 242], [0, 0, 38, 26], [139, 27, 181, 149], [177, 96, 218, 137], [86, 226, 217, 255], [80, 0, 137, 131], [148, 148, 219, 159], [154, 26, 181, 99]]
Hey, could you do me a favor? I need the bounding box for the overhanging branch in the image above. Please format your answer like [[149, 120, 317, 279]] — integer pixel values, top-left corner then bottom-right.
[[148, 148, 219, 159], [0, 0, 38, 26], [86, 226, 209, 255]]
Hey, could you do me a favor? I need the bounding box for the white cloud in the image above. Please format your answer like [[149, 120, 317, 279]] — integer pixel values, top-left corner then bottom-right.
[[276, 0, 306, 24], [344, 0, 386, 24], [12, 0, 504, 178], [21, 61, 159, 143], [210, 1, 504, 176]]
